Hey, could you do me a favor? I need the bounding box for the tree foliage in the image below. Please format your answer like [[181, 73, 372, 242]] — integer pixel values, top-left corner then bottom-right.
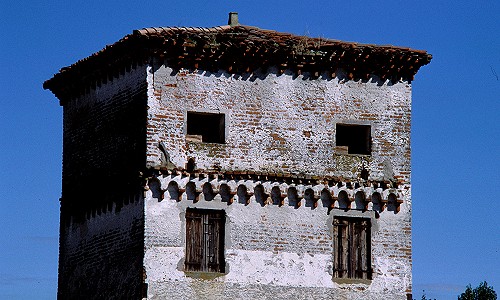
[[458, 281, 497, 300]]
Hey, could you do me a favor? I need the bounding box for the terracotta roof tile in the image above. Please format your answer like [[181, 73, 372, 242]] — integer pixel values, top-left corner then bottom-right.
[[44, 24, 431, 102]]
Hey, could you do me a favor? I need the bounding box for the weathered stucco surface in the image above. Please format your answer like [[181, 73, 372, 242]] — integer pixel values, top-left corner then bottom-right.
[[143, 63, 413, 299], [146, 64, 411, 183], [144, 182, 411, 299]]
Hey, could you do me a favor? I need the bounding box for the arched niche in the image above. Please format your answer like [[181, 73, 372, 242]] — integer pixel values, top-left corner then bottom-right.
[[338, 190, 350, 210], [237, 185, 249, 205], [287, 187, 300, 208], [387, 193, 399, 213], [202, 182, 215, 201], [371, 192, 383, 212], [219, 184, 233, 204], [167, 181, 180, 201], [271, 186, 283, 206], [304, 188, 316, 208], [148, 178, 163, 201], [186, 182, 198, 202], [186, 157, 196, 173], [107, 201, 113, 213], [354, 191, 366, 210], [254, 185, 268, 207], [321, 189, 333, 208]]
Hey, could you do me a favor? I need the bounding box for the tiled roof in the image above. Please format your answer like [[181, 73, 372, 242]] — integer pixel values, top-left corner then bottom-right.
[[44, 25, 432, 102]]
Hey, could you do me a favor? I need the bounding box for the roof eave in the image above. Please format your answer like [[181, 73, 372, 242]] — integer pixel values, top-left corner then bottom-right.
[[44, 25, 432, 104]]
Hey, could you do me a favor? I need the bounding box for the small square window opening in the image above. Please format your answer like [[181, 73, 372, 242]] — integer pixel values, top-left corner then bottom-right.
[[187, 112, 225, 144], [336, 124, 371, 155]]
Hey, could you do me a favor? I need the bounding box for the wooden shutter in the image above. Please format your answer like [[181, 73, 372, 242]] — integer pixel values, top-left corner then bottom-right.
[[333, 217, 371, 280], [185, 210, 203, 271], [185, 209, 225, 273], [353, 219, 371, 279], [334, 218, 349, 278], [206, 211, 225, 273]]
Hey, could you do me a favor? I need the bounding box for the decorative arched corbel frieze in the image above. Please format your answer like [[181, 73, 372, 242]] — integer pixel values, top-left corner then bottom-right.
[[144, 171, 407, 214]]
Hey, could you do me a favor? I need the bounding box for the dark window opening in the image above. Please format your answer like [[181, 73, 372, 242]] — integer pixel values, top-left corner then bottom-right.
[[336, 124, 371, 155], [187, 112, 225, 144], [333, 217, 371, 280], [185, 208, 225, 273]]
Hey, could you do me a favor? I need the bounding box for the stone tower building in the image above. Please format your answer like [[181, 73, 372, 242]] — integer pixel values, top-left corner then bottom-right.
[[44, 13, 431, 300]]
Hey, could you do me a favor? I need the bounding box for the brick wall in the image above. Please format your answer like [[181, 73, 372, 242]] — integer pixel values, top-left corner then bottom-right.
[[58, 194, 144, 299], [61, 65, 147, 219], [143, 64, 413, 299], [146, 65, 411, 185], [58, 67, 147, 299]]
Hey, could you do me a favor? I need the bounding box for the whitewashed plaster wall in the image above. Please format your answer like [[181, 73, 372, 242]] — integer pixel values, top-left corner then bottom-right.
[[143, 64, 413, 299]]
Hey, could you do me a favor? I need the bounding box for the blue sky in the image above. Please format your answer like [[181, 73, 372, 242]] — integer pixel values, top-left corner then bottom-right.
[[1, 1, 498, 299]]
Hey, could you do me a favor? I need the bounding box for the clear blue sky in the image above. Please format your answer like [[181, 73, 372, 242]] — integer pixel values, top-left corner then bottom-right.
[[1, 1, 498, 299]]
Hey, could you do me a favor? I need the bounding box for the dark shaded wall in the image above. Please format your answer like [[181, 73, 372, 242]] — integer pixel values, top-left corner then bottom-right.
[[58, 66, 147, 299]]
